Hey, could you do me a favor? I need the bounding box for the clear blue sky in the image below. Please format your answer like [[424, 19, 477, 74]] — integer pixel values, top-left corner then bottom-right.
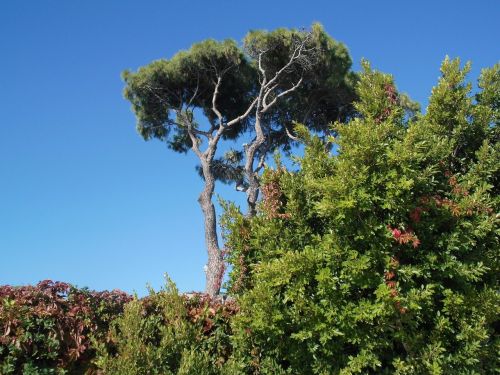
[[1, 1, 498, 295]]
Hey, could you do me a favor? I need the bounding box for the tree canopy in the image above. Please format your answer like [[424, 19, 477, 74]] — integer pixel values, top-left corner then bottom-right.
[[122, 38, 255, 151], [122, 23, 356, 181]]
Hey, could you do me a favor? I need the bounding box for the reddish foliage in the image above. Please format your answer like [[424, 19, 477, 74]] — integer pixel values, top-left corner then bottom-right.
[[409, 207, 425, 223], [392, 228, 402, 240], [416, 171, 493, 219], [384, 257, 407, 314], [261, 179, 291, 220], [183, 293, 239, 334], [0, 280, 131, 372], [394, 300, 407, 314], [388, 226, 421, 248], [386, 281, 397, 289], [384, 83, 398, 105], [230, 224, 252, 294], [384, 271, 396, 281], [375, 83, 398, 123]]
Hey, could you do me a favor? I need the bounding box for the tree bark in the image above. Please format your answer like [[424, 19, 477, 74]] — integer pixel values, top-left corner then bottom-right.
[[245, 114, 265, 216], [198, 157, 224, 296], [184, 109, 224, 296]]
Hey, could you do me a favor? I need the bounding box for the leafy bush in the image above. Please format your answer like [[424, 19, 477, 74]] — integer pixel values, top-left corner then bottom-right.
[[223, 59, 499, 374], [94, 279, 238, 375], [0, 280, 131, 374]]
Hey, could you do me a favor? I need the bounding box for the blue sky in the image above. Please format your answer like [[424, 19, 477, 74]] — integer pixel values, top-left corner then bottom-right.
[[1, 0, 498, 295]]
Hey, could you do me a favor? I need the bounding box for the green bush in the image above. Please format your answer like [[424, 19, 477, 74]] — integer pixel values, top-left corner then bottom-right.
[[223, 59, 499, 374], [94, 279, 238, 374]]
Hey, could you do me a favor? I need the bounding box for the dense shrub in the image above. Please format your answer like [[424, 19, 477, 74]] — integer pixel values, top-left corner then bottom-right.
[[94, 279, 238, 375], [0, 280, 131, 374], [0, 280, 238, 374], [223, 59, 499, 374]]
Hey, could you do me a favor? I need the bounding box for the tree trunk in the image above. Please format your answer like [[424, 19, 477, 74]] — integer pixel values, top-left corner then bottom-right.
[[198, 159, 224, 296], [245, 113, 265, 216], [246, 183, 259, 217]]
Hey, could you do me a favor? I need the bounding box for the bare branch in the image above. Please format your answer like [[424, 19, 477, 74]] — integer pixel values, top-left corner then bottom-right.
[[174, 116, 213, 138], [173, 110, 202, 158], [225, 97, 259, 127], [211, 75, 224, 127], [186, 75, 200, 108], [262, 76, 303, 113], [143, 83, 172, 107], [263, 40, 306, 91], [206, 96, 258, 159], [191, 127, 212, 138], [258, 51, 267, 84], [140, 122, 176, 134], [187, 128, 203, 158], [262, 83, 279, 108], [285, 124, 300, 142]]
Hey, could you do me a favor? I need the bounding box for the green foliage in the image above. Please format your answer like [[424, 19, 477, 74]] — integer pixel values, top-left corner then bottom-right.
[[223, 58, 499, 374], [95, 278, 238, 375], [122, 38, 255, 151]]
